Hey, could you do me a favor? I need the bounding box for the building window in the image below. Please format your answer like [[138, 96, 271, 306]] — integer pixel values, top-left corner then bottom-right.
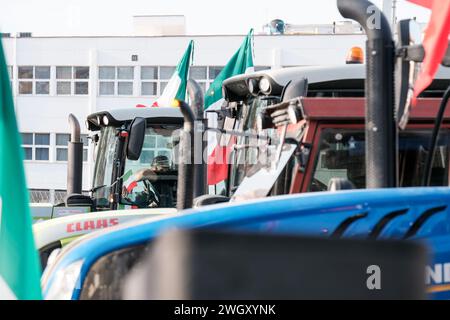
[[56, 66, 89, 95], [140, 134, 172, 165], [208, 66, 223, 81], [140, 66, 158, 96], [21, 133, 50, 161], [159, 66, 176, 94], [189, 66, 208, 93], [99, 66, 134, 96], [18, 66, 50, 95], [8, 65, 12, 88], [55, 133, 89, 162]]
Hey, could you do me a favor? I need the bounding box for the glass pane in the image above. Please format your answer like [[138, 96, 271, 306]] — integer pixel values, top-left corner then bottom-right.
[[141, 82, 157, 95], [18, 66, 33, 79], [190, 66, 207, 80], [141, 66, 158, 80], [99, 66, 115, 79], [156, 136, 170, 148], [35, 66, 50, 79], [118, 82, 133, 95], [56, 134, 70, 146], [198, 82, 206, 93], [209, 66, 223, 80], [122, 125, 180, 208], [56, 148, 68, 161], [160, 66, 175, 80], [309, 129, 450, 191], [83, 149, 88, 162], [35, 133, 50, 145], [19, 81, 32, 94], [140, 150, 155, 165], [23, 147, 32, 160], [160, 81, 168, 94], [99, 82, 114, 95], [74, 66, 89, 79], [21, 133, 33, 145], [35, 148, 49, 161], [56, 66, 72, 79], [75, 82, 89, 95], [117, 66, 134, 80], [57, 81, 71, 95], [81, 134, 89, 146], [36, 81, 49, 94], [143, 135, 156, 148]]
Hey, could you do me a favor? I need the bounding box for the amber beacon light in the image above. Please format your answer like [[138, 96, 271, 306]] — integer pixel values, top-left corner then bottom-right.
[[346, 46, 364, 64]]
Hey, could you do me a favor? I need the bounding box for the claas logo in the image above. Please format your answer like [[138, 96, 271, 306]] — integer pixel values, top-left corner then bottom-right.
[[66, 218, 119, 233]]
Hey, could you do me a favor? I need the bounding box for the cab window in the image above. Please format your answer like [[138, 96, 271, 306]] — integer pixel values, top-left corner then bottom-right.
[[309, 129, 450, 191], [121, 125, 180, 208]]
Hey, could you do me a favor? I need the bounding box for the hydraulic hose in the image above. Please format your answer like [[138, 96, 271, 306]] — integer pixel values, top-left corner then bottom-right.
[[422, 85, 450, 186]]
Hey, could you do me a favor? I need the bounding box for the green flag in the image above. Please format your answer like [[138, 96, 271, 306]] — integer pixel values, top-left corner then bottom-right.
[[0, 40, 42, 299], [204, 29, 254, 109], [152, 40, 194, 106]]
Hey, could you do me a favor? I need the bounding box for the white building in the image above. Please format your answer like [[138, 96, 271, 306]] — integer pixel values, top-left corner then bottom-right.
[[2, 21, 365, 203]]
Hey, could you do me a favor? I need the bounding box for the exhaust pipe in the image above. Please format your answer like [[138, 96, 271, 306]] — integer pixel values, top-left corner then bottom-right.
[[337, 0, 397, 188], [177, 100, 195, 210], [186, 79, 207, 199], [67, 114, 83, 195]]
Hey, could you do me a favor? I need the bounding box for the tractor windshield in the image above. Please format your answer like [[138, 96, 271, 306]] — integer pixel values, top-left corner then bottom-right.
[[310, 129, 450, 191], [226, 96, 280, 195], [92, 124, 180, 209]]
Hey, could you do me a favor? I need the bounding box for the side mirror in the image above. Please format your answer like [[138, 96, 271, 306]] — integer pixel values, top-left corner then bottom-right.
[[127, 117, 146, 161]]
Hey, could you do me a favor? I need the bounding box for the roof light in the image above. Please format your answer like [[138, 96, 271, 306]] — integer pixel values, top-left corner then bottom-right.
[[346, 46, 364, 64], [248, 78, 260, 96]]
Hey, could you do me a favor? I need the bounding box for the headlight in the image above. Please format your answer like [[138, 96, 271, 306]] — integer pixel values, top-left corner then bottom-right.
[[259, 77, 272, 94], [102, 115, 109, 126], [44, 260, 84, 300]]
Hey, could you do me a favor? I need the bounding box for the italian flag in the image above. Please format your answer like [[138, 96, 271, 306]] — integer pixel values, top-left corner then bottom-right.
[[0, 40, 42, 299], [152, 40, 194, 107], [118, 169, 138, 210], [205, 29, 254, 185], [123, 169, 137, 193]]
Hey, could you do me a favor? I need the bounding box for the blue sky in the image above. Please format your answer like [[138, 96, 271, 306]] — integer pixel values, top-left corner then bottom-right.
[[0, 0, 431, 36]]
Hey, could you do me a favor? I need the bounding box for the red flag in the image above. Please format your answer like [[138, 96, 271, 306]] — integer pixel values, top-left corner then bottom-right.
[[408, 0, 450, 104], [207, 136, 236, 185]]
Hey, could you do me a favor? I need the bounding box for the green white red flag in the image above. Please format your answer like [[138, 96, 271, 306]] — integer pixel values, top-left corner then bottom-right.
[[152, 40, 194, 107], [0, 39, 42, 300], [205, 30, 254, 185]]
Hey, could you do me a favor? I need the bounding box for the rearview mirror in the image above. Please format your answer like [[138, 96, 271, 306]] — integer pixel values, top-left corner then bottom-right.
[[127, 117, 146, 161]]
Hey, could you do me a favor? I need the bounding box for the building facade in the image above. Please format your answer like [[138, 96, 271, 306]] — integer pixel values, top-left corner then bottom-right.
[[2, 33, 365, 203]]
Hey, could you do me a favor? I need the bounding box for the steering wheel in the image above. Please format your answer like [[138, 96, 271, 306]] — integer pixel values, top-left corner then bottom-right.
[[121, 180, 160, 208]]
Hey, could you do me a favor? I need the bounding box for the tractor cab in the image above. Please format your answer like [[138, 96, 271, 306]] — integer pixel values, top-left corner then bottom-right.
[[85, 107, 183, 211], [215, 64, 450, 201]]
